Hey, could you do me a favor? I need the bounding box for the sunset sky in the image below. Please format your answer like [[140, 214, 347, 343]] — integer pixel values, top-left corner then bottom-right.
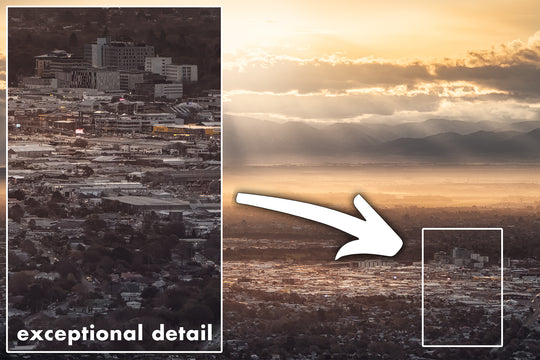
[[1, 0, 540, 125], [0, 3, 539, 207], [221, 0, 540, 124]]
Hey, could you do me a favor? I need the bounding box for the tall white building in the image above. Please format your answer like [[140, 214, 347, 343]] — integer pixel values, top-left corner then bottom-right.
[[145, 57, 172, 75], [88, 37, 154, 70], [91, 37, 109, 67], [145, 57, 198, 83]]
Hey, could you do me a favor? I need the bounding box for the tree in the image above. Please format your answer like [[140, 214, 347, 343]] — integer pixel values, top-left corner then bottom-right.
[[9, 272, 33, 295], [180, 302, 214, 325], [47, 201, 67, 218], [8, 317, 26, 343], [159, 28, 167, 43], [72, 138, 88, 148], [55, 260, 79, 279], [9, 189, 26, 200], [162, 221, 185, 237], [146, 29, 156, 44], [50, 190, 66, 203], [9, 204, 25, 223], [79, 165, 94, 177], [23, 280, 66, 313], [84, 215, 107, 233], [60, 9, 73, 22], [142, 286, 159, 300], [112, 247, 133, 263], [169, 141, 187, 155], [68, 32, 78, 50], [24, 197, 40, 208], [21, 239, 37, 256]]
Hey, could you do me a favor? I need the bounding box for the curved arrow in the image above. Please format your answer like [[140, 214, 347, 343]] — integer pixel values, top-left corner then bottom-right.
[[235, 193, 403, 260]]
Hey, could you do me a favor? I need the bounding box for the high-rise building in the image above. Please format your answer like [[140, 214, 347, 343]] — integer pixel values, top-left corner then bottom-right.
[[145, 57, 172, 75], [87, 37, 154, 70], [452, 247, 471, 260]]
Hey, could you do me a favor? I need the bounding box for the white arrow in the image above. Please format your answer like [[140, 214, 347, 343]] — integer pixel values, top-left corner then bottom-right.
[[235, 193, 403, 260]]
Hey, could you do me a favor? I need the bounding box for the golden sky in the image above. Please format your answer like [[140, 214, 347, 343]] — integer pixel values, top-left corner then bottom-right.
[[1, 0, 540, 56], [2, 0, 540, 123]]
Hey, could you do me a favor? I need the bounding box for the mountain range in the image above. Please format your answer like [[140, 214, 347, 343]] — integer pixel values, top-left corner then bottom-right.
[[224, 116, 540, 164]]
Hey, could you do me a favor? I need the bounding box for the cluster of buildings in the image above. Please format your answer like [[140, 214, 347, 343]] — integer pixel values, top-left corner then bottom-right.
[[222, 254, 540, 359], [8, 85, 220, 135], [225, 260, 422, 299], [11, 36, 219, 136], [432, 247, 492, 268], [423, 247, 540, 346], [7, 30, 221, 351], [23, 37, 198, 100], [8, 129, 221, 351]]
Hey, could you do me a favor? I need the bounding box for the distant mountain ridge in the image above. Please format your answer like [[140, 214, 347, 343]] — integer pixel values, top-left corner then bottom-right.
[[224, 115, 540, 163], [379, 129, 540, 159]]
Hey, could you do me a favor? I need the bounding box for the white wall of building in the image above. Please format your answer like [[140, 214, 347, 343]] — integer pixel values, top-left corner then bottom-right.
[[145, 57, 172, 75]]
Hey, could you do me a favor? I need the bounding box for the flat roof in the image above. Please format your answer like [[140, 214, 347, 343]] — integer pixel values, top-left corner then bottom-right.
[[103, 196, 189, 207], [8, 144, 55, 152]]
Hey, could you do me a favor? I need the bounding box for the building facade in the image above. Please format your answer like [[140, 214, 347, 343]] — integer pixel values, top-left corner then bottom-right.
[[35, 50, 86, 78], [119, 70, 145, 91], [56, 69, 120, 91], [145, 57, 172, 75], [154, 83, 183, 99], [165, 64, 198, 82], [88, 37, 154, 70]]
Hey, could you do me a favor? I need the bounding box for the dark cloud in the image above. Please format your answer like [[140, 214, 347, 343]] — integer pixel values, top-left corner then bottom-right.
[[225, 31, 540, 99], [435, 64, 540, 99], [225, 58, 540, 98], [225, 60, 433, 94]]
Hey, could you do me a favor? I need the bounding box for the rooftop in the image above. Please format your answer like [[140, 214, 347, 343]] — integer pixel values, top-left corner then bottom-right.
[[103, 195, 189, 207]]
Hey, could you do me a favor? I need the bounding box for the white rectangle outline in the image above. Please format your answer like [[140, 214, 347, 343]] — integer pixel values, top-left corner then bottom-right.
[[421, 227, 504, 348], [5, 4, 224, 354]]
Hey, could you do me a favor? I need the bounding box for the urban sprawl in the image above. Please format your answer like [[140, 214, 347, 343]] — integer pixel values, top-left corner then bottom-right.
[[7, 33, 221, 352]]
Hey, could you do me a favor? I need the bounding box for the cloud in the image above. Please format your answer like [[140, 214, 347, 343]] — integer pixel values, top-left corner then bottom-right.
[[463, 31, 540, 67], [224, 55, 434, 94], [225, 92, 441, 120], [224, 31, 540, 100], [434, 64, 540, 99], [222, 31, 540, 123], [226, 95, 540, 125], [225, 81, 507, 99]]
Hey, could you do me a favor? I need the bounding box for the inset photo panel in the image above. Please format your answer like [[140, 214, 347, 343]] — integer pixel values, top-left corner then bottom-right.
[[6, 7, 221, 353]]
